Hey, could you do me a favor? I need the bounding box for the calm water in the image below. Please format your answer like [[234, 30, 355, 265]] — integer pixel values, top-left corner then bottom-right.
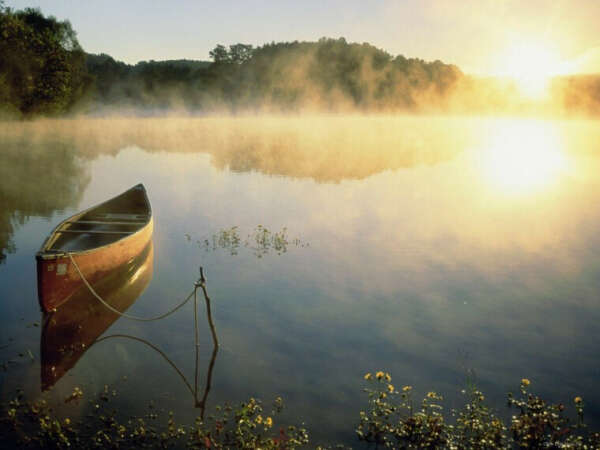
[[1, 116, 600, 444]]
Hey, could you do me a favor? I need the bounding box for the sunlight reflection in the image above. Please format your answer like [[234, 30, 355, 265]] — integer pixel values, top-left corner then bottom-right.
[[480, 120, 569, 194]]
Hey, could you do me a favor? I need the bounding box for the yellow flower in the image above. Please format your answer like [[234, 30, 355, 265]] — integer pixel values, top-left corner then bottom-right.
[[521, 378, 531, 386], [385, 373, 392, 382], [375, 371, 384, 380], [64, 418, 71, 425], [574, 396, 582, 404], [387, 384, 395, 393], [427, 391, 436, 399], [479, 395, 485, 401], [364, 373, 372, 380], [255, 415, 263, 424], [402, 385, 412, 392], [265, 417, 273, 428]]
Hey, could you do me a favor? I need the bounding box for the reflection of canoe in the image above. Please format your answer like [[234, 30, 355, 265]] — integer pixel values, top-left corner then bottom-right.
[[41, 241, 154, 391], [36, 184, 153, 312]]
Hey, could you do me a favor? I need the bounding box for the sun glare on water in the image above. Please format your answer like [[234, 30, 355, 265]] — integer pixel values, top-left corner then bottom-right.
[[480, 120, 568, 194]]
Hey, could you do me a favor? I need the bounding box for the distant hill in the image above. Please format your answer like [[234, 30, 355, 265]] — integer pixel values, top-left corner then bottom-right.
[[81, 38, 464, 113]]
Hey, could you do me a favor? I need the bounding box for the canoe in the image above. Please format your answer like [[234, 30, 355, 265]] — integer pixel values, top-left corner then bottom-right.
[[36, 184, 153, 312], [41, 241, 153, 391]]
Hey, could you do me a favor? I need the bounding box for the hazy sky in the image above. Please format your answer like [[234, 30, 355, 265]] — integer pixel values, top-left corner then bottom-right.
[[6, 0, 600, 74]]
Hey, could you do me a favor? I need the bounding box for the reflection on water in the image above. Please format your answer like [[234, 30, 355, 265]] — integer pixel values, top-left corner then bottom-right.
[[1, 116, 600, 444], [0, 138, 90, 263], [478, 120, 569, 194], [40, 240, 219, 417], [41, 242, 154, 390], [0, 116, 471, 265], [0, 116, 471, 181]]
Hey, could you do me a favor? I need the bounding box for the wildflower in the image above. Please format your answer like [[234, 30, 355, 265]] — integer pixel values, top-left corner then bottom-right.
[[387, 384, 395, 393], [64, 418, 71, 425], [574, 396, 582, 404], [385, 373, 392, 382], [364, 373, 372, 380], [265, 417, 273, 428], [427, 391, 436, 399], [521, 378, 531, 386], [402, 385, 412, 392], [479, 395, 485, 401], [375, 371, 384, 380], [256, 415, 263, 424]]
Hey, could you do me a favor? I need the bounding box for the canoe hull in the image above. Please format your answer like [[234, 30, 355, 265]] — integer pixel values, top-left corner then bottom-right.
[[37, 219, 153, 312], [36, 184, 153, 312], [41, 241, 154, 390]]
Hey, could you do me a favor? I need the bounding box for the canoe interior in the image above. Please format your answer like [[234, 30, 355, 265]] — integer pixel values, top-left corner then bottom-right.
[[45, 184, 150, 253]]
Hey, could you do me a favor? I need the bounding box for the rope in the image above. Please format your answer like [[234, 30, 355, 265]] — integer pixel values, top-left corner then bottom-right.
[[95, 333, 196, 397], [67, 252, 195, 322], [87, 269, 219, 416]]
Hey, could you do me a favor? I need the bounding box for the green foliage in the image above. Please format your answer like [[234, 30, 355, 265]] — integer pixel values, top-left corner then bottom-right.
[[1, 5, 463, 115], [193, 225, 308, 257], [507, 379, 590, 449], [82, 38, 464, 113], [0, 6, 90, 116], [1, 389, 308, 449], [451, 388, 507, 449], [358, 374, 599, 449], [2, 375, 600, 448], [209, 44, 254, 65], [357, 372, 447, 448]]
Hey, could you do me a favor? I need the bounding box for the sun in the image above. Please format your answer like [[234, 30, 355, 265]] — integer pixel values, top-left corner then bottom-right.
[[495, 42, 570, 98]]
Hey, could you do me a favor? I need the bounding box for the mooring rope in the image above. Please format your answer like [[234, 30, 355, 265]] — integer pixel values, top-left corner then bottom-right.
[[67, 252, 195, 322], [95, 333, 196, 397], [86, 266, 219, 414]]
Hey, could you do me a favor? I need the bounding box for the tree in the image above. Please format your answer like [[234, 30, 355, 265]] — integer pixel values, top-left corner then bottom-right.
[[209, 43, 254, 64], [228, 44, 253, 64], [0, 7, 90, 116], [209, 44, 229, 63]]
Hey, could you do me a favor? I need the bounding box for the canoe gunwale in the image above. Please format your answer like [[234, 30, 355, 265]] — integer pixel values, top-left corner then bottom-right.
[[36, 184, 152, 261]]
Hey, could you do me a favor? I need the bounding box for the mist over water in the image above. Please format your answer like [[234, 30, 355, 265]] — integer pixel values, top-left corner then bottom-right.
[[1, 115, 600, 444]]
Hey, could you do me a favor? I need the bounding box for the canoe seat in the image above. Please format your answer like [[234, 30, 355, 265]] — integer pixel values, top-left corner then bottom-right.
[[68, 220, 146, 226], [92, 213, 148, 221], [57, 229, 134, 235]]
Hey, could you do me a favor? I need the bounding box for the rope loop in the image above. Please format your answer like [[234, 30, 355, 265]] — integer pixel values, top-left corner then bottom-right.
[[67, 252, 195, 322]]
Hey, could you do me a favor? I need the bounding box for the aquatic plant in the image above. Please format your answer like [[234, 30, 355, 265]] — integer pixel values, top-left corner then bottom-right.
[[192, 225, 308, 258], [356, 374, 600, 449], [1, 388, 308, 449], [2, 375, 599, 448]]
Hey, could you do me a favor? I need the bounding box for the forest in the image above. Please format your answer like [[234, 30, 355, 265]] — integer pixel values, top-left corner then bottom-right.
[[1, 5, 599, 117]]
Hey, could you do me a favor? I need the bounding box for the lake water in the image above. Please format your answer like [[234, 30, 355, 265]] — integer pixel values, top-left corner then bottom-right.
[[1, 116, 600, 445]]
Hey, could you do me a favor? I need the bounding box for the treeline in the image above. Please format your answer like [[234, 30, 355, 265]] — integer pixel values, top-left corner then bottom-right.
[[1, 5, 600, 117], [86, 39, 464, 113], [0, 5, 463, 116]]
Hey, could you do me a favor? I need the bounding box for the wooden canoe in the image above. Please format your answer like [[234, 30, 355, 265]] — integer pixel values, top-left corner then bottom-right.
[[36, 184, 153, 312], [41, 241, 154, 391]]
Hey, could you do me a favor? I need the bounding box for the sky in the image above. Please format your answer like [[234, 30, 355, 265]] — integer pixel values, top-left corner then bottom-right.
[[5, 0, 600, 75]]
